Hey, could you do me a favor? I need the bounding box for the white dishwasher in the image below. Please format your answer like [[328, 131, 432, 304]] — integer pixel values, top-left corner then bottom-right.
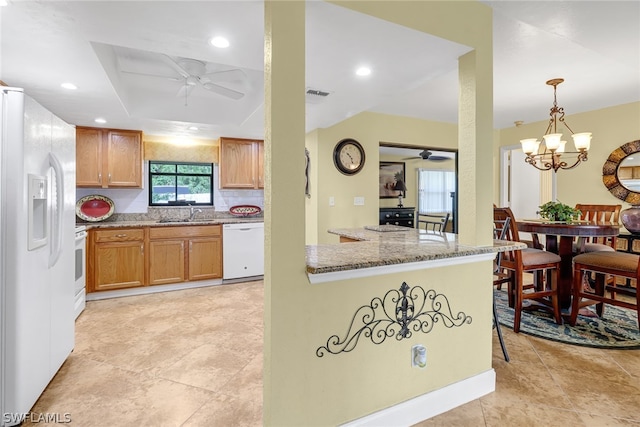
[[223, 222, 265, 280]]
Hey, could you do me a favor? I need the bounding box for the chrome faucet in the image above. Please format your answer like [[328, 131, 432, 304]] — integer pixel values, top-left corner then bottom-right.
[[188, 204, 202, 221]]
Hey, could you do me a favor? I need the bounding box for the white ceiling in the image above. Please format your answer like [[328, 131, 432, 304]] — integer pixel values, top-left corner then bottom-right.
[[1, 1, 639, 142]]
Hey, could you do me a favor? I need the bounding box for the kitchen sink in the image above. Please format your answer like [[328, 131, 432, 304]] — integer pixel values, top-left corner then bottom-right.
[[157, 218, 216, 223]]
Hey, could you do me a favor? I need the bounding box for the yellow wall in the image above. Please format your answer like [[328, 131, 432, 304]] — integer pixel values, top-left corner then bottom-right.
[[266, 1, 494, 426], [497, 102, 640, 212]]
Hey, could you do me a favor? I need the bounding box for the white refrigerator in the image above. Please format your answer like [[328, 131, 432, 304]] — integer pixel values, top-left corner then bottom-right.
[[0, 88, 76, 425]]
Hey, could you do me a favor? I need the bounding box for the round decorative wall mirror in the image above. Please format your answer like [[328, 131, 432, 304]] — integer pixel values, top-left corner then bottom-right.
[[602, 139, 640, 205]]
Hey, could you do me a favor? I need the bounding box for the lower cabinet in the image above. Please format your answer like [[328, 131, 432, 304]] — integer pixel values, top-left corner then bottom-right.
[[148, 239, 185, 285], [88, 224, 223, 293], [89, 228, 145, 292], [148, 225, 222, 285], [188, 238, 223, 281]]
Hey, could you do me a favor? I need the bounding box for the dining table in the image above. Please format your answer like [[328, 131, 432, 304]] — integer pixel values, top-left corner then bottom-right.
[[516, 219, 620, 309]]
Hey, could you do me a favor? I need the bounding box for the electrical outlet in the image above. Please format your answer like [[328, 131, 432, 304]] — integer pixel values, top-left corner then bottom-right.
[[412, 345, 427, 368], [354, 196, 365, 206], [329, 196, 335, 207]]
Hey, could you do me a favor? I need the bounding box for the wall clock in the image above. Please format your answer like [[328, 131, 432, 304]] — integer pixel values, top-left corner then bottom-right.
[[333, 138, 365, 175]]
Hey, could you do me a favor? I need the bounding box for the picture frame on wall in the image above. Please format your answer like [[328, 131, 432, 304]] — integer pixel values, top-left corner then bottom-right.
[[379, 161, 406, 199]]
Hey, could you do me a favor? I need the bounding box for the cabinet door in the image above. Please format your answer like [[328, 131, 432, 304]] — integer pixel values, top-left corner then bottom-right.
[[93, 242, 144, 291], [76, 127, 103, 187], [149, 240, 185, 285], [188, 237, 222, 281], [257, 141, 264, 189], [219, 138, 257, 189], [107, 130, 142, 187]]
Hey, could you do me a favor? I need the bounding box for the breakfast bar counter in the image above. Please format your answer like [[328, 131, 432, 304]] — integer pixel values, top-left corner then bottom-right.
[[306, 225, 525, 283]]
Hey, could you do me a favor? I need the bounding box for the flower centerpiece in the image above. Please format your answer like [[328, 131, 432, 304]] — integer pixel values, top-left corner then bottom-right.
[[538, 201, 581, 222]]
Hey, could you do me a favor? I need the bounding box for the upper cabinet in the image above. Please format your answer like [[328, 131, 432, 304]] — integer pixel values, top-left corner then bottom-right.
[[218, 137, 264, 189], [76, 126, 143, 188]]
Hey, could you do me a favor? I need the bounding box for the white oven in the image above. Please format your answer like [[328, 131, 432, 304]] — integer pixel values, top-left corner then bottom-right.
[[74, 225, 87, 319]]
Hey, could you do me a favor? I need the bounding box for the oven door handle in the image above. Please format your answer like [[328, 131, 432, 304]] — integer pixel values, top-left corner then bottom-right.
[[75, 230, 87, 241]]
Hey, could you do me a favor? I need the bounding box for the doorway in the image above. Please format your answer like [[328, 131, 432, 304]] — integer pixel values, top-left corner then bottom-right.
[[379, 143, 458, 232], [500, 144, 555, 241]]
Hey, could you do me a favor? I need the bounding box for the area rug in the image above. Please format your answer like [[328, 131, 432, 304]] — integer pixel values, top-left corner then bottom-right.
[[494, 290, 640, 349]]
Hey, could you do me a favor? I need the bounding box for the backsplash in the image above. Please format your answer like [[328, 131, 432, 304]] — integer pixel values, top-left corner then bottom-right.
[[75, 163, 264, 215]]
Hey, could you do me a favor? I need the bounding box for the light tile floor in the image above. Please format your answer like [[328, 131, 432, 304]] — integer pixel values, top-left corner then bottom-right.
[[25, 281, 640, 426]]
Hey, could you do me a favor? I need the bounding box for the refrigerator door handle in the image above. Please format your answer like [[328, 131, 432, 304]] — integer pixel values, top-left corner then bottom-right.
[[48, 152, 65, 268]]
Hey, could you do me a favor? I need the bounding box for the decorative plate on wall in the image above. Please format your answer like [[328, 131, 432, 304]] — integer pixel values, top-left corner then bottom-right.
[[76, 195, 115, 222], [229, 205, 262, 217]]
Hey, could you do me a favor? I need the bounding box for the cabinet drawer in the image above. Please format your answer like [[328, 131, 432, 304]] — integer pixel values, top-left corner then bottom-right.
[[149, 224, 221, 240], [94, 228, 144, 242]]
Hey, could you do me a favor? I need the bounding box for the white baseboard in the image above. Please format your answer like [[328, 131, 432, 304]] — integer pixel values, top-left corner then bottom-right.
[[341, 369, 496, 427], [86, 279, 224, 301]]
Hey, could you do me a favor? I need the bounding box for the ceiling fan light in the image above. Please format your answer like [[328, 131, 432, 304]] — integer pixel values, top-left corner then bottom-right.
[[542, 133, 562, 151], [572, 132, 592, 151], [520, 138, 540, 155]]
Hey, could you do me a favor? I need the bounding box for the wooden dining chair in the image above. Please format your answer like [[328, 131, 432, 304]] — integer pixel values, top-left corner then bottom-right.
[[417, 213, 450, 232], [573, 204, 621, 253], [570, 251, 640, 330], [493, 207, 563, 332]]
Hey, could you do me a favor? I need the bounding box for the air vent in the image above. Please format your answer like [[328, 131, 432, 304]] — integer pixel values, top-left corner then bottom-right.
[[305, 87, 332, 104], [306, 89, 330, 97]]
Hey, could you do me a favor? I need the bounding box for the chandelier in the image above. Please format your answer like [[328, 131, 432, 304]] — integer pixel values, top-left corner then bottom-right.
[[520, 78, 592, 172]]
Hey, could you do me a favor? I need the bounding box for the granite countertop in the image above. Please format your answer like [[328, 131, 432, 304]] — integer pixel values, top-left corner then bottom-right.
[[306, 226, 526, 275], [79, 217, 264, 229]]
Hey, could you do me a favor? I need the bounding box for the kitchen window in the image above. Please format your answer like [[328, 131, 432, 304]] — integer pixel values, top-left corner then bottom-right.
[[149, 161, 214, 206]]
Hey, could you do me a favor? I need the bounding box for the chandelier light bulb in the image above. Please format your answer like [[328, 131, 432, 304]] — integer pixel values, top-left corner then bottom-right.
[[556, 141, 567, 154], [542, 133, 562, 151], [572, 132, 592, 151], [520, 138, 540, 155]]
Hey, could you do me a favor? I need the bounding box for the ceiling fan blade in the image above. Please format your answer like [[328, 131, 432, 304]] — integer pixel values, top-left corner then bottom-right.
[[120, 70, 181, 81], [402, 156, 422, 160], [426, 156, 450, 161], [201, 69, 247, 83], [161, 54, 190, 79], [201, 81, 245, 100]]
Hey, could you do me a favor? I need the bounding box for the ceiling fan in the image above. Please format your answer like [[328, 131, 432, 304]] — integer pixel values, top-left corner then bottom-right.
[[161, 55, 245, 101], [121, 55, 246, 101], [403, 150, 450, 161]]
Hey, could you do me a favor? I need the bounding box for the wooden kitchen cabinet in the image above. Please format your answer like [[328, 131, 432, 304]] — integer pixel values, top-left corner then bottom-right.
[[148, 225, 222, 284], [218, 137, 264, 189], [188, 237, 223, 281], [88, 228, 145, 292], [76, 126, 143, 188], [148, 239, 185, 285]]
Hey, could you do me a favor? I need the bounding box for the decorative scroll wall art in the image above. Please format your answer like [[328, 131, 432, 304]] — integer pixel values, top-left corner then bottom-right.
[[316, 282, 472, 357]]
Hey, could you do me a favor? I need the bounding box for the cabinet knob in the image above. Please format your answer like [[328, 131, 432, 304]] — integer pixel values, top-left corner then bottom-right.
[[394, 221, 399, 225], [115, 234, 127, 238], [395, 213, 400, 217], [385, 214, 390, 218]]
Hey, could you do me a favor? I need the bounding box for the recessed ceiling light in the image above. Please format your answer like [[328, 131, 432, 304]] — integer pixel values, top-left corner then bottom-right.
[[0, 0, 9, 7], [188, 126, 199, 131], [61, 82, 77, 90], [355, 67, 371, 77], [94, 118, 106, 124], [209, 36, 230, 48]]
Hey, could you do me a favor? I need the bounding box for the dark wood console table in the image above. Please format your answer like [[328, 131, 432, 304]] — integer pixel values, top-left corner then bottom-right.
[[379, 207, 415, 228]]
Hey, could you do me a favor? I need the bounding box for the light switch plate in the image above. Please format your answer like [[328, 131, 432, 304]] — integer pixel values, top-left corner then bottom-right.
[[354, 196, 365, 206], [329, 196, 335, 206]]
